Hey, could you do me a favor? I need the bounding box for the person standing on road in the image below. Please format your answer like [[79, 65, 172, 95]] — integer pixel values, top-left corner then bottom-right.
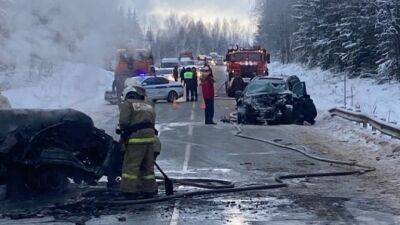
[[201, 68, 216, 125], [118, 87, 158, 198], [191, 67, 198, 101], [173, 66, 179, 82], [184, 68, 195, 101], [180, 67, 186, 84], [229, 73, 245, 98]]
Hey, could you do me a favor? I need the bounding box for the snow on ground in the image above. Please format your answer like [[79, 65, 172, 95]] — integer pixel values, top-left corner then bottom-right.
[[3, 62, 113, 111], [270, 62, 400, 123], [270, 62, 400, 199]]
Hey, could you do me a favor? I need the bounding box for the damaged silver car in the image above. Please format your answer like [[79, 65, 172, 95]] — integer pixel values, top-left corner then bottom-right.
[[236, 76, 317, 125]]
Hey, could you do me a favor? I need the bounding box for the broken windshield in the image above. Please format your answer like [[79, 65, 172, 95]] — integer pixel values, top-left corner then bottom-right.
[[245, 79, 288, 95]]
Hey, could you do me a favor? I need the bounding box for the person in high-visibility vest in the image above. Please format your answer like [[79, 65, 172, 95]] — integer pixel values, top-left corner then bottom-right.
[[118, 87, 158, 198], [184, 68, 196, 101]]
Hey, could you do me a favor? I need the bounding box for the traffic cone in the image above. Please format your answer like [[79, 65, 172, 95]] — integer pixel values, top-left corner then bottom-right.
[[172, 99, 179, 110]]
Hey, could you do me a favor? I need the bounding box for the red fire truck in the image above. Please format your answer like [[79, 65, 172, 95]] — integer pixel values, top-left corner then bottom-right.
[[225, 46, 270, 96]]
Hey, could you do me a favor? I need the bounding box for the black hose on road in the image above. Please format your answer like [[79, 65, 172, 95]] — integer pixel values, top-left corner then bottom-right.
[[89, 123, 375, 207], [232, 123, 375, 172]]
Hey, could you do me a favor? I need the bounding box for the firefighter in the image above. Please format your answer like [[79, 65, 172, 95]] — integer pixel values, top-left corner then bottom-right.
[[118, 87, 158, 197], [229, 73, 245, 98], [154, 135, 162, 161]]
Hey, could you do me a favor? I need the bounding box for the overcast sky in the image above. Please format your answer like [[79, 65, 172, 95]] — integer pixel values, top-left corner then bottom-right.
[[122, 0, 256, 28]]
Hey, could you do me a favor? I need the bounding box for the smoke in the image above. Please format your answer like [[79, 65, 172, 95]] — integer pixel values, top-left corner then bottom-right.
[[1, 0, 140, 69]]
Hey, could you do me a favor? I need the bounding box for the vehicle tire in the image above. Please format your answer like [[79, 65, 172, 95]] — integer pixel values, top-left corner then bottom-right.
[[167, 91, 178, 103], [237, 107, 247, 124], [6, 167, 28, 197], [282, 106, 294, 124], [38, 169, 69, 193]]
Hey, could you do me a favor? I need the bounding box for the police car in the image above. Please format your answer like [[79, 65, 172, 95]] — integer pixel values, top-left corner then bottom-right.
[[125, 76, 184, 102]]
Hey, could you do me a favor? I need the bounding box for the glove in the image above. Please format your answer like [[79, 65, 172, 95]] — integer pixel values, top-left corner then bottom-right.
[[154, 152, 160, 160]]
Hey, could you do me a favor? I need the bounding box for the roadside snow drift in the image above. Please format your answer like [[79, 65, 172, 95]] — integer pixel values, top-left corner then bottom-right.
[[4, 62, 113, 110]]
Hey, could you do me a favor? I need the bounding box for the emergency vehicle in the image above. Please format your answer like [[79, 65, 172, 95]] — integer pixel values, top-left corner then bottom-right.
[[225, 46, 271, 96]]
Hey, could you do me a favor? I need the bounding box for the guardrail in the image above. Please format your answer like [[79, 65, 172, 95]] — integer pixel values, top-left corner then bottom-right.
[[329, 108, 400, 139]]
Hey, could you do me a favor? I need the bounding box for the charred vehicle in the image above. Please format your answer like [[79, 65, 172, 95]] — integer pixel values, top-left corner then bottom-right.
[[0, 109, 119, 195], [236, 76, 317, 125], [225, 46, 271, 97]]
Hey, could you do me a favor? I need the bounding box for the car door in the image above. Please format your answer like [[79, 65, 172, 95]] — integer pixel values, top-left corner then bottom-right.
[[153, 77, 170, 99], [142, 77, 158, 100]]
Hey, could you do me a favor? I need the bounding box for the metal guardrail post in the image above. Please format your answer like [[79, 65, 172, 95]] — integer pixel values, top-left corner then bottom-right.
[[329, 108, 400, 140]]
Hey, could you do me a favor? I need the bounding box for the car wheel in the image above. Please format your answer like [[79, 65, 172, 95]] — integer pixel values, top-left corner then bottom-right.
[[282, 107, 294, 124], [237, 107, 247, 124], [167, 91, 178, 103], [38, 169, 69, 193]]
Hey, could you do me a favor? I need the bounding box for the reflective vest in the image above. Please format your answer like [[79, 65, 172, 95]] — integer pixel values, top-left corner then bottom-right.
[[184, 71, 194, 79]]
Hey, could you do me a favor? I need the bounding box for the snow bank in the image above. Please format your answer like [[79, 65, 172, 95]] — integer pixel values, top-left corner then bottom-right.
[[4, 62, 113, 110], [270, 62, 400, 122]]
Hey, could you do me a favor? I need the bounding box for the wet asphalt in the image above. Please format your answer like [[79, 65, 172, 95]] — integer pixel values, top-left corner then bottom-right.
[[1, 66, 400, 224]]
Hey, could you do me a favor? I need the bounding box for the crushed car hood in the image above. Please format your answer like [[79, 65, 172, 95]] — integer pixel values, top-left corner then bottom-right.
[[0, 109, 93, 141]]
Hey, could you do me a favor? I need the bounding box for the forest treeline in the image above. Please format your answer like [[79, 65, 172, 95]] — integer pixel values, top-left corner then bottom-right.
[[255, 0, 400, 80]]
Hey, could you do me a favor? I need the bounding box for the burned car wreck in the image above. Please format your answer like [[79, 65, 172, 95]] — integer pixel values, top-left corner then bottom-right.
[[0, 109, 119, 196], [236, 76, 317, 125]]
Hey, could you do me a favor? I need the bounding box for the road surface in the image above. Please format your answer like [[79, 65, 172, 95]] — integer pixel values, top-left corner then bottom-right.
[[1, 66, 399, 225]]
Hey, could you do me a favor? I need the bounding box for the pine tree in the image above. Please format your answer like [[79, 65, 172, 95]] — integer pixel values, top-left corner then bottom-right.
[[292, 0, 320, 66], [255, 0, 296, 64], [338, 0, 378, 77], [376, 0, 400, 80]]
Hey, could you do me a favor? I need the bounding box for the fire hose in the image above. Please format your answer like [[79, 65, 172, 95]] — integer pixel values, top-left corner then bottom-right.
[[86, 123, 375, 207]]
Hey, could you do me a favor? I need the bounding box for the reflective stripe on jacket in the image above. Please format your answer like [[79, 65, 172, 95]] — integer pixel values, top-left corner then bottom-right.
[[128, 137, 156, 144]]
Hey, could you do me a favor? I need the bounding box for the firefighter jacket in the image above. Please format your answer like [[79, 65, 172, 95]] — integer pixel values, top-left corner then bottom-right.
[[119, 99, 156, 141]]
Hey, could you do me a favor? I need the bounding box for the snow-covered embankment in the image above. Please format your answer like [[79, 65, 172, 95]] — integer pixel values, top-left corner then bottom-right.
[[4, 62, 113, 111]]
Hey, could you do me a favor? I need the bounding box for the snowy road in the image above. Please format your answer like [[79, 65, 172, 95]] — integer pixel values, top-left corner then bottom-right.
[[1, 66, 400, 225]]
